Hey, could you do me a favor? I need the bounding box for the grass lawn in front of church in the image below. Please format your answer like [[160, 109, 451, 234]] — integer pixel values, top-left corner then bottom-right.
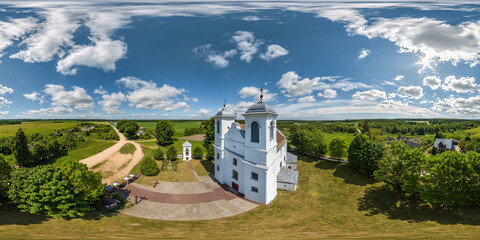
[[189, 159, 215, 176]]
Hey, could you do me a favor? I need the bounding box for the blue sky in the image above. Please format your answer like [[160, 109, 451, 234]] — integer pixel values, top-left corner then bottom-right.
[[1, 1, 480, 120]]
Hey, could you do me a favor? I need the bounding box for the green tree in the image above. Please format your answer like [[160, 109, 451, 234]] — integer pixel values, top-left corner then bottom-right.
[[60, 160, 104, 203], [32, 141, 48, 162], [329, 137, 347, 160], [203, 117, 215, 150], [12, 128, 31, 166], [350, 141, 386, 176], [156, 120, 175, 146], [362, 121, 370, 134], [0, 155, 11, 197], [420, 151, 480, 206], [140, 157, 159, 176], [47, 139, 61, 157], [295, 129, 327, 158], [166, 145, 177, 161], [154, 148, 164, 160], [193, 146, 203, 159], [124, 125, 138, 139], [205, 144, 215, 160], [8, 165, 92, 218], [348, 134, 369, 163]]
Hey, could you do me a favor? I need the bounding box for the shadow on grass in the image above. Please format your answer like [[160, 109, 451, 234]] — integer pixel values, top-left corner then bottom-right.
[[314, 160, 339, 170], [358, 185, 480, 225], [333, 164, 375, 186], [0, 203, 48, 226], [200, 160, 215, 175]]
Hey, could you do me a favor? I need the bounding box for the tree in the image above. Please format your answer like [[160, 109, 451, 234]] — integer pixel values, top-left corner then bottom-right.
[[0, 155, 11, 197], [32, 141, 48, 162], [8, 165, 93, 218], [350, 141, 386, 176], [362, 120, 370, 134], [420, 151, 480, 206], [348, 134, 369, 163], [154, 148, 164, 160], [47, 139, 61, 157], [205, 144, 215, 160], [124, 125, 138, 139], [156, 120, 175, 146], [193, 146, 203, 159], [203, 117, 215, 149], [60, 160, 104, 203], [140, 157, 159, 176], [12, 128, 31, 166], [166, 146, 177, 161], [329, 137, 347, 160], [295, 129, 327, 158]]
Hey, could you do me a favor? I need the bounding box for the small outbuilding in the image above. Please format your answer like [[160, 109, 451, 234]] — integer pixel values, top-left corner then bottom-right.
[[182, 140, 192, 160], [277, 167, 299, 191]]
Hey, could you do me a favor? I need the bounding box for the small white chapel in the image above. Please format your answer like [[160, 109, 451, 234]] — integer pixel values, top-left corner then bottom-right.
[[213, 92, 298, 205]]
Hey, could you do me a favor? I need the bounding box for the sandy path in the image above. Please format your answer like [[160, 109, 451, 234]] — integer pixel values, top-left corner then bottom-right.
[[80, 123, 144, 184]]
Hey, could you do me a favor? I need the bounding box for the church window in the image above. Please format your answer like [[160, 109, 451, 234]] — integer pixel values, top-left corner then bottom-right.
[[217, 165, 220, 171], [233, 158, 237, 166], [270, 121, 275, 140], [251, 186, 258, 193], [251, 121, 259, 143], [217, 153, 219, 159], [251, 172, 258, 180], [280, 161, 282, 168], [232, 170, 238, 180], [217, 120, 220, 133]]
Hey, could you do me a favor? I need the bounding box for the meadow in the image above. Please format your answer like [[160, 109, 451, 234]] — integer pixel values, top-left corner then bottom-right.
[[0, 121, 80, 137], [1, 154, 479, 239], [52, 139, 116, 167]]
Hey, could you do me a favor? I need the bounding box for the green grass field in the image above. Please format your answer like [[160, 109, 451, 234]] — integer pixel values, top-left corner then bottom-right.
[[323, 132, 356, 156], [0, 121, 80, 137], [119, 143, 136, 155], [189, 159, 214, 176], [1, 154, 479, 239], [52, 139, 115, 167]]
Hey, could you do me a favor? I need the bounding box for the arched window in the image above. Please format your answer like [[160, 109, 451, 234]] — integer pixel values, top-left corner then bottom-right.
[[270, 121, 275, 141], [217, 120, 220, 133], [251, 121, 259, 143]]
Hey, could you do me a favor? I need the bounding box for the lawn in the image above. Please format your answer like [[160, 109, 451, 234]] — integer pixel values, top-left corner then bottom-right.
[[133, 160, 198, 183], [0, 121, 80, 137], [136, 139, 206, 155], [134, 121, 202, 137], [189, 159, 214, 176], [1, 154, 479, 239], [52, 139, 115, 167], [120, 143, 136, 155]]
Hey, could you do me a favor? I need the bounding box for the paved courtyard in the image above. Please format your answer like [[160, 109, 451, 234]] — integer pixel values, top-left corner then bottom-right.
[[121, 165, 258, 221]]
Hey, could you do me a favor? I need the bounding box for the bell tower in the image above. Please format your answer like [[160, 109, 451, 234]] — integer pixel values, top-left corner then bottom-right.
[[213, 103, 235, 183]]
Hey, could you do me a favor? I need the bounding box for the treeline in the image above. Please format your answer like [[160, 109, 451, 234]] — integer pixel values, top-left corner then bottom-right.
[[281, 121, 357, 136], [369, 119, 478, 135], [0, 120, 21, 125], [116, 120, 139, 139]]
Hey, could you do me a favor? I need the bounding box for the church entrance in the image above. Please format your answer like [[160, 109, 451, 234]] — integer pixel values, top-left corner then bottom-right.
[[232, 182, 239, 191]]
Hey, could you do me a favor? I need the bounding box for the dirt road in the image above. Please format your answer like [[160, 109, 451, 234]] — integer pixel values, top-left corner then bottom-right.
[[80, 123, 144, 184]]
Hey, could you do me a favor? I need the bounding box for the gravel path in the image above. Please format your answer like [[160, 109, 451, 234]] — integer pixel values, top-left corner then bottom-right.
[[80, 123, 144, 184]]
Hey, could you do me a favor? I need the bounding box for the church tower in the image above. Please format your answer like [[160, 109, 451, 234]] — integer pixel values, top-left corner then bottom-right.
[[213, 104, 235, 183]]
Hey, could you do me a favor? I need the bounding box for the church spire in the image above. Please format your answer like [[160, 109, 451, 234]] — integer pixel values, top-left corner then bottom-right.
[[259, 87, 264, 102]]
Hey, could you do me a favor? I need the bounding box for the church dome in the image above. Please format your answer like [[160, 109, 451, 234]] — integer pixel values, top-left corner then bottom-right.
[[214, 106, 235, 118], [245, 101, 277, 115]]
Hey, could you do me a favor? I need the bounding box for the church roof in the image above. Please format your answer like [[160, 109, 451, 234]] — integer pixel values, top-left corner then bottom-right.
[[276, 129, 286, 150], [277, 167, 299, 184], [214, 106, 235, 118], [182, 141, 192, 147], [244, 101, 277, 115]]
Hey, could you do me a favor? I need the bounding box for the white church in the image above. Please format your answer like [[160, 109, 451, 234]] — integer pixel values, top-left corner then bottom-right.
[[213, 93, 299, 205]]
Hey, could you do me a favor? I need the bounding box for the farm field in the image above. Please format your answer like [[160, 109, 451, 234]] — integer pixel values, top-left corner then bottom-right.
[[52, 139, 116, 167], [1, 154, 479, 239], [0, 121, 80, 137]]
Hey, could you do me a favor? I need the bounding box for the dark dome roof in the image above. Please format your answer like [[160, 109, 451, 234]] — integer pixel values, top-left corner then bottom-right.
[[245, 101, 277, 115], [214, 106, 235, 118]]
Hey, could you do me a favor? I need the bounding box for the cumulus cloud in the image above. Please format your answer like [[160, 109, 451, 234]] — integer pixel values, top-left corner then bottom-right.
[[27, 106, 74, 115], [231, 31, 262, 63], [10, 11, 78, 63], [352, 89, 386, 100], [199, 108, 211, 116], [433, 96, 480, 115], [277, 71, 321, 97], [394, 75, 404, 81], [297, 95, 315, 103], [423, 76, 442, 90], [321, 89, 337, 98], [0, 84, 13, 95], [94, 86, 108, 95], [98, 92, 126, 114], [441, 75, 480, 93], [116, 76, 187, 111], [43, 84, 94, 110], [357, 48, 370, 59], [193, 44, 237, 68], [23, 91, 44, 104], [260, 44, 288, 61], [238, 86, 276, 102], [0, 17, 36, 58], [242, 16, 268, 21], [398, 86, 423, 99]]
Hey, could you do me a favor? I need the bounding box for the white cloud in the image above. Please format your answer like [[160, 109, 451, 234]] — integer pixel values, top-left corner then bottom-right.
[[277, 71, 321, 97], [94, 86, 108, 95], [441, 75, 480, 93], [423, 76, 442, 90], [238, 86, 276, 102], [43, 84, 95, 110], [260, 44, 288, 61], [98, 92, 126, 114], [193, 44, 237, 68], [0, 96, 12, 107], [27, 106, 74, 115], [0, 84, 13, 95], [394, 75, 404, 81], [116, 76, 187, 111], [191, 97, 199, 102], [199, 108, 211, 116], [10, 11, 78, 63], [357, 48, 370, 59], [398, 86, 423, 99], [433, 96, 480, 115], [0, 17, 36, 58], [322, 89, 337, 99], [352, 89, 386, 100], [232, 31, 262, 63], [23, 91, 44, 104], [297, 95, 316, 103], [242, 16, 268, 21]]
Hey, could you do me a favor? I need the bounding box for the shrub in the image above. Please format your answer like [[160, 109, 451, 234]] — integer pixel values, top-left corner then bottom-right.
[[161, 159, 168, 171], [350, 141, 386, 176], [154, 148, 164, 160], [166, 146, 177, 161], [140, 157, 159, 176], [192, 146, 203, 159], [348, 134, 369, 163]]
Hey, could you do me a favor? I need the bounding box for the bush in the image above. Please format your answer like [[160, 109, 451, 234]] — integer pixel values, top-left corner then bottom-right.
[[172, 161, 177, 171], [350, 141, 386, 176], [192, 146, 203, 159], [329, 137, 347, 159], [166, 146, 177, 161], [348, 134, 369, 163], [154, 148, 164, 160], [156, 121, 175, 146], [140, 157, 159, 176], [161, 159, 168, 171]]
